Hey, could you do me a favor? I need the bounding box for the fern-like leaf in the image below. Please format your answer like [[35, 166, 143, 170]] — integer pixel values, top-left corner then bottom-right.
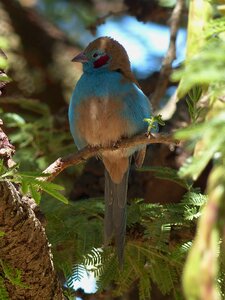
[[96, 251, 118, 292], [67, 264, 87, 288]]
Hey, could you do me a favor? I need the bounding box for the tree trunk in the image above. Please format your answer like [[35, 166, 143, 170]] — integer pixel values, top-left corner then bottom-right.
[[0, 121, 64, 299]]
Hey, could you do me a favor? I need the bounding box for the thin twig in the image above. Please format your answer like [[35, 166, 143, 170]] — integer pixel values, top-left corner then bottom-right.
[[150, 0, 184, 108], [43, 133, 179, 182]]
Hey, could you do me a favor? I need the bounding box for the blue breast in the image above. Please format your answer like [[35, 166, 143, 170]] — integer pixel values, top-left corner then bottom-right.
[[69, 70, 153, 149]]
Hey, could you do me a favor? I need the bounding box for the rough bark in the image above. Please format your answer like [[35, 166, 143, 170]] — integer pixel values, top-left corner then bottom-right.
[[0, 121, 64, 300], [0, 182, 64, 300]]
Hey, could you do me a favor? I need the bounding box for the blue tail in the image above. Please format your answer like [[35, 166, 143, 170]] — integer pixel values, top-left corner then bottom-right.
[[104, 167, 130, 265]]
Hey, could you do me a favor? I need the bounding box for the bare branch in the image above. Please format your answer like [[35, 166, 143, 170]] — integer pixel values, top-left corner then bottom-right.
[[43, 133, 179, 182], [150, 0, 184, 108]]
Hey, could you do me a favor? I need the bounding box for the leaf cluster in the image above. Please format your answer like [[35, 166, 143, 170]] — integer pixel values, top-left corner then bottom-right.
[[0, 98, 74, 171], [173, 7, 225, 98], [41, 197, 104, 277], [172, 5, 225, 299], [0, 160, 68, 204], [176, 109, 225, 180], [52, 167, 207, 300]]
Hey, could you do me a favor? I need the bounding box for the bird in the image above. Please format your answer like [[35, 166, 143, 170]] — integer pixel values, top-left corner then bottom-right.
[[69, 37, 155, 265]]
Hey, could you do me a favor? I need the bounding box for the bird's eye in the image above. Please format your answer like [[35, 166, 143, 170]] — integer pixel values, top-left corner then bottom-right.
[[92, 52, 98, 58]]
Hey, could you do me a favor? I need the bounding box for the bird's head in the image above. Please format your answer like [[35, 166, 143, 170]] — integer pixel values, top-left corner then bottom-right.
[[72, 37, 136, 82]]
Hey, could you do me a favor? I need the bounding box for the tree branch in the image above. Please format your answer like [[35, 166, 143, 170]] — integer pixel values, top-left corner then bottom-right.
[[43, 133, 179, 182], [150, 0, 184, 108]]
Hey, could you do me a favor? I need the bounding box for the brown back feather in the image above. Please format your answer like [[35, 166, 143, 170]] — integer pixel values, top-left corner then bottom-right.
[[84, 37, 139, 85]]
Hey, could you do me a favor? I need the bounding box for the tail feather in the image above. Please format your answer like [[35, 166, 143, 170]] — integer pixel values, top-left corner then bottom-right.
[[104, 167, 130, 265]]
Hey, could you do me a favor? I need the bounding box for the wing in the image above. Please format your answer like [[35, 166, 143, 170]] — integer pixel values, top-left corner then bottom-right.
[[68, 91, 87, 150], [120, 81, 158, 165], [121, 82, 153, 136]]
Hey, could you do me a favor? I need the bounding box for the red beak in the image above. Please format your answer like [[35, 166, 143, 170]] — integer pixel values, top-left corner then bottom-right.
[[71, 52, 88, 63]]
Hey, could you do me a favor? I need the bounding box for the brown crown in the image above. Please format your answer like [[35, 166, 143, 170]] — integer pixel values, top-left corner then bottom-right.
[[84, 37, 138, 84]]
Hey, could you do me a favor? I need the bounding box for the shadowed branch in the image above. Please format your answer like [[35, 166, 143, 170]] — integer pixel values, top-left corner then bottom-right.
[[151, 0, 184, 108], [43, 133, 179, 182]]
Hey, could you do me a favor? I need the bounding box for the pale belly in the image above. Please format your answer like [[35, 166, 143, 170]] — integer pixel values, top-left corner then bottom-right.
[[77, 97, 134, 147]]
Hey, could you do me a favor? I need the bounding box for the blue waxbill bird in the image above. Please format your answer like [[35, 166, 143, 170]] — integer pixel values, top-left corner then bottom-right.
[[69, 37, 154, 264]]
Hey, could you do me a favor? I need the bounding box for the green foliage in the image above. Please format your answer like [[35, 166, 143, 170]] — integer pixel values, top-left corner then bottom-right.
[[185, 86, 203, 124], [158, 0, 176, 8], [0, 57, 8, 70], [20, 173, 69, 204], [174, 0, 212, 98], [182, 164, 225, 300], [172, 2, 225, 299], [0, 98, 74, 171], [0, 160, 68, 204], [39, 164, 207, 299], [95, 250, 118, 292], [173, 8, 225, 99], [58, 188, 206, 299], [0, 37, 11, 86], [173, 38, 225, 96], [205, 16, 225, 39], [41, 197, 104, 276], [144, 114, 165, 134], [0, 160, 18, 180], [0, 276, 9, 300], [176, 110, 225, 180], [67, 264, 87, 287], [182, 192, 207, 221], [0, 260, 30, 289], [62, 288, 76, 300], [0, 37, 10, 76]]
